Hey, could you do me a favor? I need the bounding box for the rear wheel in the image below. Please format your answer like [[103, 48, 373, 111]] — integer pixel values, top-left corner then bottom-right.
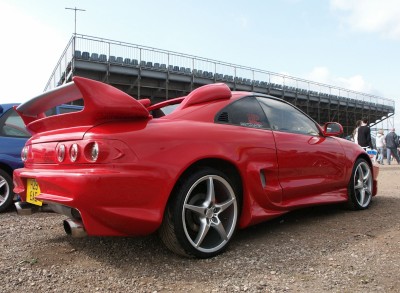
[[347, 158, 373, 210], [0, 170, 14, 213], [159, 168, 240, 258]]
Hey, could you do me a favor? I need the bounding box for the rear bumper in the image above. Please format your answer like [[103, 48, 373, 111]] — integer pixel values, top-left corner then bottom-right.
[[13, 167, 170, 236]]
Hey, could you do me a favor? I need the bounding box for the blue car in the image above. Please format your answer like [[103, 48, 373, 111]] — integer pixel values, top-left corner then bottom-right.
[[0, 103, 83, 212], [0, 104, 30, 212]]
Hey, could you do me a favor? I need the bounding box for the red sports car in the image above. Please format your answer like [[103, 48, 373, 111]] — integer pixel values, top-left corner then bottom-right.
[[14, 77, 378, 258]]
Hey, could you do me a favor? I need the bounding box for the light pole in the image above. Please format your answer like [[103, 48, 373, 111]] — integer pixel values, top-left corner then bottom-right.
[[65, 7, 86, 36], [65, 7, 85, 62]]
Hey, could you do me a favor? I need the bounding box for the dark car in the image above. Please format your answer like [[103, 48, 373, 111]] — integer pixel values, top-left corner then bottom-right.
[[0, 103, 82, 212], [0, 104, 30, 212]]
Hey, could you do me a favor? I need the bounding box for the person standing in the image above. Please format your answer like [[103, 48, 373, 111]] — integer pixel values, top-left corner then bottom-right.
[[375, 129, 386, 164], [357, 118, 373, 149], [385, 128, 400, 165], [352, 120, 361, 144]]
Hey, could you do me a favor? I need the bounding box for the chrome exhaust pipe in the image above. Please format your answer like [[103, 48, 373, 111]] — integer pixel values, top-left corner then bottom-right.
[[63, 218, 87, 238]]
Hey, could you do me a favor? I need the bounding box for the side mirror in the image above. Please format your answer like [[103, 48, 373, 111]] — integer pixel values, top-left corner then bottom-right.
[[323, 122, 343, 137]]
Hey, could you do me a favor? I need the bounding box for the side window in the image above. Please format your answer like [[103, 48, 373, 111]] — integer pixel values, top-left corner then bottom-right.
[[257, 97, 319, 136], [0, 109, 30, 138], [215, 96, 270, 129]]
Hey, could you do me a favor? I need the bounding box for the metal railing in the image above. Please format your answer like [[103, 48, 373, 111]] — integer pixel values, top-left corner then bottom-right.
[[45, 34, 395, 110]]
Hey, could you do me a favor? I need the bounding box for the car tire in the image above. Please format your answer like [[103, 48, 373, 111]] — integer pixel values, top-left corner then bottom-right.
[[0, 169, 14, 213], [159, 167, 240, 258], [347, 158, 373, 210]]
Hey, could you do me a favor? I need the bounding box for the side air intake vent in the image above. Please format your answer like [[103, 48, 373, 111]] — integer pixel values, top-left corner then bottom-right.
[[217, 112, 229, 123]]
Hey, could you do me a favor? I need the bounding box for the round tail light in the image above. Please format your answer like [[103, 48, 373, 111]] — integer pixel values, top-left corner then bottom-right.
[[86, 142, 99, 162], [70, 144, 79, 162], [57, 144, 66, 162], [21, 146, 28, 162]]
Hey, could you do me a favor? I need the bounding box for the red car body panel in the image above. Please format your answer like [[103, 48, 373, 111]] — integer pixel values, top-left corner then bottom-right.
[[13, 77, 379, 236]]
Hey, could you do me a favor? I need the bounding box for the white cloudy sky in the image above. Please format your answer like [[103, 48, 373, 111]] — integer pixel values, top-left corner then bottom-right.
[[0, 0, 399, 129]]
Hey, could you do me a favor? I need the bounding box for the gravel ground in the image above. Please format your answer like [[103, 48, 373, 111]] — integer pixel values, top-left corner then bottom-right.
[[1, 164, 400, 293]]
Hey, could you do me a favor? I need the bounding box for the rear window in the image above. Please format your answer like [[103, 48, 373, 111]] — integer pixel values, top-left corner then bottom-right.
[[150, 104, 180, 118]]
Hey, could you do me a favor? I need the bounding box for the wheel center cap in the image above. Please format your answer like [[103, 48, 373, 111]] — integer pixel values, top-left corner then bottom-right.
[[206, 208, 214, 218]]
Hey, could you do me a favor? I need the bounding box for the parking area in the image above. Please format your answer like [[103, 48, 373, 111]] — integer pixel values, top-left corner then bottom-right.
[[1, 165, 399, 293]]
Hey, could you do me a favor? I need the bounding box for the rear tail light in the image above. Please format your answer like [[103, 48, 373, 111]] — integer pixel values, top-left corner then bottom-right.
[[57, 144, 66, 162], [21, 146, 28, 162], [85, 142, 99, 162], [70, 144, 79, 162], [27, 139, 131, 164]]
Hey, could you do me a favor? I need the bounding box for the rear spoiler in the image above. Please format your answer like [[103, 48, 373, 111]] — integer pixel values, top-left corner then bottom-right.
[[16, 77, 151, 134]]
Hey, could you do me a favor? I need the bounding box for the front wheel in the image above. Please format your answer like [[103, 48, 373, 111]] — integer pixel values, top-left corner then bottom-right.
[[159, 168, 240, 258], [0, 170, 14, 213], [347, 158, 373, 210]]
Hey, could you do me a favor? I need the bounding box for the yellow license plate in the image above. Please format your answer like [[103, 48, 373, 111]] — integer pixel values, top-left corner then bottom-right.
[[26, 179, 43, 206]]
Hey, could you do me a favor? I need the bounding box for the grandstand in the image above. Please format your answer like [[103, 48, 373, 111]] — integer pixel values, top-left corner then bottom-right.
[[45, 34, 395, 136]]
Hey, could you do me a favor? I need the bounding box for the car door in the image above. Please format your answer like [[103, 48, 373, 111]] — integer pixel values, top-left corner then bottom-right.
[[257, 97, 347, 205]]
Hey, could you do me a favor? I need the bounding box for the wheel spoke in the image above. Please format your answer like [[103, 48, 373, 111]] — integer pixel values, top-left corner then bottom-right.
[[358, 189, 365, 205], [354, 166, 364, 190], [0, 178, 8, 202], [215, 197, 235, 213], [184, 203, 206, 216], [363, 190, 371, 205], [194, 219, 210, 247], [0, 178, 6, 189], [212, 220, 228, 241], [362, 168, 371, 182], [205, 177, 215, 206], [357, 166, 364, 181]]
